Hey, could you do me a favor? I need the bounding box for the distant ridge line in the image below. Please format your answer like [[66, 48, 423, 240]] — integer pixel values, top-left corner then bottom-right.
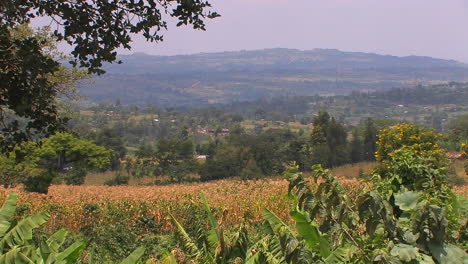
[[123, 48, 465, 65]]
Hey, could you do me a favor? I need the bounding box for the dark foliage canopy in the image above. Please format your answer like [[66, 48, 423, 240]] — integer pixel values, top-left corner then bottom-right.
[[0, 0, 218, 152]]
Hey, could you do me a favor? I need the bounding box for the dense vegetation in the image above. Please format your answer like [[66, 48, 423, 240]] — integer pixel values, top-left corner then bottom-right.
[[0, 124, 466, 263], [3, 82, 468, 191]]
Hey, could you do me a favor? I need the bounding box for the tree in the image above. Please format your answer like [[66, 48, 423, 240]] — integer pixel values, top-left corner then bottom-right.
[[448, 114, 468, 144], [363, 118, 378, 161], [0, 132, 111, 192], [0, 142, 41, 188], [240, 158, 263, 181], [349, 129, 363, 163], [94, 127, 126, 169], [37, 132, 111, 179], [155, 138, 196, 182], [0, 24, 88, 152], [310, 111, 329, 145], [200, 145, 248, 181], [2, 1, 219, 74], [252, 129, 296, 176], [284, 138, 312, 171], [310, 111, 349, 167], [1, 0, 219, 152]]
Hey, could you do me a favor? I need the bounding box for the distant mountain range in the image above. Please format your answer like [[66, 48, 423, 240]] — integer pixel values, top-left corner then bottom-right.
[[78, 48, 468, 107]]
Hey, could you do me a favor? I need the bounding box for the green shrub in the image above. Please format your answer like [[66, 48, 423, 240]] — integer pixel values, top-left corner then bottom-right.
[[80, 201, 160, 263], [23, 171, 54, 194], [63, 167, 87, 185], [104, 173, 130, 186]]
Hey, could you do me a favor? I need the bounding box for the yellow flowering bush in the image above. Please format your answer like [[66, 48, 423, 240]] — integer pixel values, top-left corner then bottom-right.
[[375, 123, 443, 162], [372, 123, 450, 197]]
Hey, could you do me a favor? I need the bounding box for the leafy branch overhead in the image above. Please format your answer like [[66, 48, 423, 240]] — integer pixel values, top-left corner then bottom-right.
[[0, 0, 219, 152], [2, 0, 220, 74]]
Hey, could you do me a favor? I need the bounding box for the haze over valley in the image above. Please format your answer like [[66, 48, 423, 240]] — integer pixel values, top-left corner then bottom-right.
[[79, 48, 468, 107]]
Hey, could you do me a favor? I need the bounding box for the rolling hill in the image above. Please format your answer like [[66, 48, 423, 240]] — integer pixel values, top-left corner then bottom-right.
[[78, 48, 468, 107]]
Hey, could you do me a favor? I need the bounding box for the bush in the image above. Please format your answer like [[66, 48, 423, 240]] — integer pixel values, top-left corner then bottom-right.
[[23, 171, 54, 194], [200, 159, 238, 181], [64, 167, 87, 185], [375, 123, 442, 162], [79, 201, 160, 262], [104, 173, 130, 186], [240, 158, 263, 180]]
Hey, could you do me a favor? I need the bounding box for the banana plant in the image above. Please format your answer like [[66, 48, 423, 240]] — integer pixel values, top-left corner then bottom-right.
[[0, 193, 146, 264], [248, 208, 313, 264], [170, 193, 250, 264]]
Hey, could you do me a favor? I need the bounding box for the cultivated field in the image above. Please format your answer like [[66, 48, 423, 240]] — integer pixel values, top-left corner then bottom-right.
[[1, 174, 466, 234], [0, 176, 370, 232]]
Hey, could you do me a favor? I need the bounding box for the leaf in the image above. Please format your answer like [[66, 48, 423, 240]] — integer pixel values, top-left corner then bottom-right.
[[394, 191, 419, 211], [324, 246, 353, 264], [244, 252, 262, 264], [170, 214, 202, 258], [263, 209, 289, 233], [289, 210, 307, 222], [200, 193, 216, 227], [417, 254, 436, 264], [120, 246, 145, 264], [428, 242, 467, 264], [0, 193, 18, 237], [54, 241, 86, 264], [37, 239, 55, 264], [291, 209, 331, 258], [46, 229, 68, 252], [0, 246, 36, 264], [0, 212, 49, 250], [402, 231, 419, 244], [296, 222, 331, 258], [207, 229, 219, 251], [199, 192, 219, 248], [390, 244, 419, 262]]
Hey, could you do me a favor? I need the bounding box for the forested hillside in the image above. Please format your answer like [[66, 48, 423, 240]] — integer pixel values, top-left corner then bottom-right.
[[217, 82, 468, 126], [69, 83, 468, 149], [78, 49, 468, 106]]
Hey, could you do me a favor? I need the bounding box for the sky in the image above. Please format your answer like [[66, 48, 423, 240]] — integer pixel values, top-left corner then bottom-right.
[[120, 0, 468, 62], [38, 0, 468, 62]]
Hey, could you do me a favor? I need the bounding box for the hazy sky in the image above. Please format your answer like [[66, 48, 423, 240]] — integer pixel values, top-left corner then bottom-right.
[[35, 1, 467, 62], [119, 0, 467, 62]]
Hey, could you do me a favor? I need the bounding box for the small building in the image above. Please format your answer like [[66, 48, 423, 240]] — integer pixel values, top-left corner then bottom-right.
[[220, 128, 230, 136], [446, 152, 465, 160]]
